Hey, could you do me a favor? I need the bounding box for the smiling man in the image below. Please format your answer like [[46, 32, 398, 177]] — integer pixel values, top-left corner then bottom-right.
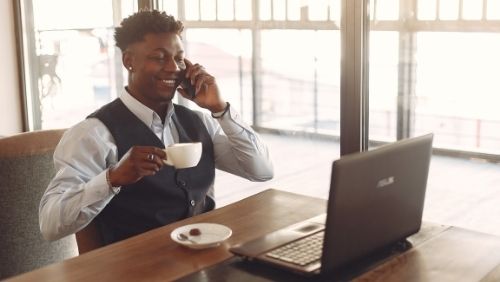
[[39, 10, 273, 246]]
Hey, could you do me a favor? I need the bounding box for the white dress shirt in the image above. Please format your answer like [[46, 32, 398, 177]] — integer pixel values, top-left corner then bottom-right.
[[39, 89, 273, 241]]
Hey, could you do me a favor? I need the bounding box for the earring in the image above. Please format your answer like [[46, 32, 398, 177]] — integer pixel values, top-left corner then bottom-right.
[[128, 67, 133, 71]]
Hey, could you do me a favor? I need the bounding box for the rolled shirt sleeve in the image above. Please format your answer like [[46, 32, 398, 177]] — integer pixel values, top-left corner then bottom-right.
[[39, 119, 118, 241], [196, 105, 274, 181]]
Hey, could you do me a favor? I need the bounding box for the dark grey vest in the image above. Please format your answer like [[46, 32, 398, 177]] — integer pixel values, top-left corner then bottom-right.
[[87, 99, 215, 245]]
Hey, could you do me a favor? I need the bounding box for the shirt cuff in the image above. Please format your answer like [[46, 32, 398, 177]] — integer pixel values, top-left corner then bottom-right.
[[80, 170, 119, 207], [106, 167, 121, 195]]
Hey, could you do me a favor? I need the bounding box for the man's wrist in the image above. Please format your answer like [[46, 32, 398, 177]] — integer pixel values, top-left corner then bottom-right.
[[210, 101, 228, 113], [211, 102, 230, 119], [106, 166, 121, 195]]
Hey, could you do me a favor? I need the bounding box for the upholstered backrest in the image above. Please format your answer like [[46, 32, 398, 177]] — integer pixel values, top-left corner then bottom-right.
[[0, 129, 78, 279]]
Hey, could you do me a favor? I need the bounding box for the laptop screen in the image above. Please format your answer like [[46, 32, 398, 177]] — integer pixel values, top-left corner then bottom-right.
[[321, 133, 433, 274]]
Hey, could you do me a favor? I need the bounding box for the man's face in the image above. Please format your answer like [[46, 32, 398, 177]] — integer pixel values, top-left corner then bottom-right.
[[124, 32, 185, 107]]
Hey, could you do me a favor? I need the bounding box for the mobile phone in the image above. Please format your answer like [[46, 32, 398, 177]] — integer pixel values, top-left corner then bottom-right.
[[180, 74, 196, 99], [178, 59, 196, 99]]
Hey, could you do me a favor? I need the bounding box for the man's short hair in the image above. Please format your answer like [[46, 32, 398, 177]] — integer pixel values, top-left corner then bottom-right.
[[114, 10, 184, 51]]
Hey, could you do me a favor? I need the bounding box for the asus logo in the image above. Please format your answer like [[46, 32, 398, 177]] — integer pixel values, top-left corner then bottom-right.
[[376, 176, 395, 188]]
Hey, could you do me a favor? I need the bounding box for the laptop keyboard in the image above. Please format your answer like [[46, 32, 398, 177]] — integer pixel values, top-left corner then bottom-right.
[[265, 231, 324, 266]]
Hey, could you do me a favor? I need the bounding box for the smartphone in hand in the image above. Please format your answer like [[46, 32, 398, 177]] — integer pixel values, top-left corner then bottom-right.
[[178, 59, 196, 99], [179, 73, 196, 99]]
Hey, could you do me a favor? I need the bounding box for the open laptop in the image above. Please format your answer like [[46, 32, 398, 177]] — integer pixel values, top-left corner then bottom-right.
[[230, 133, 433, 276]]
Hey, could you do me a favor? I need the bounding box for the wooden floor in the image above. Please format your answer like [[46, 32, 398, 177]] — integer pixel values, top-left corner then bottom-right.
[[214, 132, 500, 236]]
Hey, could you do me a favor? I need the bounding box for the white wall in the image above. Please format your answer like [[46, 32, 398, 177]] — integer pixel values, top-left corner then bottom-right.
[[0, 0, 23, 135]]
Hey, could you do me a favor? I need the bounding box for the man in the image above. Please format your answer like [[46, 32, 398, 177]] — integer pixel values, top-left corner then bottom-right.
[[39, 10, 273, 245]]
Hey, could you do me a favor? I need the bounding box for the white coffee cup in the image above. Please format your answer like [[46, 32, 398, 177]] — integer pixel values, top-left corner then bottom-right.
[[163, 142, 202, 169]]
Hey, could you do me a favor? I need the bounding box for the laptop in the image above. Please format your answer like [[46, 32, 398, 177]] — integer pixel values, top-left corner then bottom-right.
[[230, 133, 434, 276]]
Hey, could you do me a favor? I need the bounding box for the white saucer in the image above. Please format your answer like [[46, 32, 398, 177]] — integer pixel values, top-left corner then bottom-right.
[[170, 223, 232, 250]]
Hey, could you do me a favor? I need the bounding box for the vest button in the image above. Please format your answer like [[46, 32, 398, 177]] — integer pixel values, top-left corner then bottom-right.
[[178, 180, 187, 187], [190, 200, 196, 206]]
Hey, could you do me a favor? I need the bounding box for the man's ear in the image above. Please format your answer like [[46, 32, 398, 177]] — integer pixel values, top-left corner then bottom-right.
[[122, 51, 133, 71]]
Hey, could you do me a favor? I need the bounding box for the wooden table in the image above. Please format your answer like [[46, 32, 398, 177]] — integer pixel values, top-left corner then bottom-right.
[[7, 189, 500, 281]]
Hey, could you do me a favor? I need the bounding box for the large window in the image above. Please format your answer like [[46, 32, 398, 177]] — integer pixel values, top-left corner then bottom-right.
[[259, 30, 340, 135], [18, 1, 500, 156], [369, 0, 500, 156], [17, 1, 500, 160], [170, 0, 342, 137], [18, 0, 136, 130], [183, 29, 254, 122]]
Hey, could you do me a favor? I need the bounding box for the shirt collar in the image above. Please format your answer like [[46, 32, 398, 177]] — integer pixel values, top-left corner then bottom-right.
[[119, 88, 175, 127]]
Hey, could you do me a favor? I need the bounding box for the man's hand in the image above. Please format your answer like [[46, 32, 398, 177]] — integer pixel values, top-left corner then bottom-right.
[[108, 146, 166, 187], [177, 59, 227, 113]]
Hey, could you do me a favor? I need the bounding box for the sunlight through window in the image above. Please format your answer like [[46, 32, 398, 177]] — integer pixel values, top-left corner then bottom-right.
[[417, 0, 436, 20]]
